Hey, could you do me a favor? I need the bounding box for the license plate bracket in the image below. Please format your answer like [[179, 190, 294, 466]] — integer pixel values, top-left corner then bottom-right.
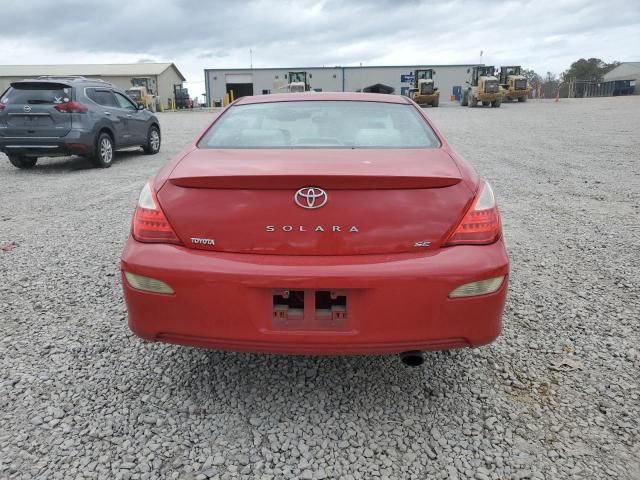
[[271, 289, 349, 331]]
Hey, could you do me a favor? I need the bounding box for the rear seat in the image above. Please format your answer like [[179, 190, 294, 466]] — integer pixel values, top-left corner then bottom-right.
[[238, 129, 289, 147], [354, 129, 402, 147]]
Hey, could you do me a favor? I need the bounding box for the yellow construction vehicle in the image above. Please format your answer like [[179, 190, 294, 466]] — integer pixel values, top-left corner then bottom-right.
[[460, 66, 502, 108], [126, 86, 156, 112], [408, 69, 439, 107], [498, 66, 531, 102], [287, 71, 311, 92]]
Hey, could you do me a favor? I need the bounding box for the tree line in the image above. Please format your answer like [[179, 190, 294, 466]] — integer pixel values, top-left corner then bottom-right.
[[522, 58, 620, 98]]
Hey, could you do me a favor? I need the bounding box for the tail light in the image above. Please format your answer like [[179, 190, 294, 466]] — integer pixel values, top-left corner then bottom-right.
[[54, 101, 88, 113], [444, 181, 502, 246], [0, 103, 5, 111], [132, 182, 182, 244]]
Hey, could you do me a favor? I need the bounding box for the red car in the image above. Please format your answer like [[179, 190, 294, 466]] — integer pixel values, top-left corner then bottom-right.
[[121, 92, 508, 365]]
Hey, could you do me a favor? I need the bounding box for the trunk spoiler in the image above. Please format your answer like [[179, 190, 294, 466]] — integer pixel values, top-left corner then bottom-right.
[[169, 174, 461, 190]]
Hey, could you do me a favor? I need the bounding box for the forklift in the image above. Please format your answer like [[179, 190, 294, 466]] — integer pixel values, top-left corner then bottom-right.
[[407, 69, 439, 107]]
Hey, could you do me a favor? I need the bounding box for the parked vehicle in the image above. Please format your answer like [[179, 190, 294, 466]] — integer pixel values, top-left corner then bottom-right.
[[461, 66, 502, 108], [498, 66, 531, 102], [408, 69, 440, 107], [287, 71, 312, 92], [121, 92, 509, 365], [126, 86, 156, 112], [0, 76, 161, 168], [174, 86, 192, 109]]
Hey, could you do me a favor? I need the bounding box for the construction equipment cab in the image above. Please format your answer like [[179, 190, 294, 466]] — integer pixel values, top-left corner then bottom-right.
[[461, 66, 502, 108], [498, 66, 531, 102], [126, 86, 156, 112], [287, 71, 311, 92], [408, 69, 439, 107]]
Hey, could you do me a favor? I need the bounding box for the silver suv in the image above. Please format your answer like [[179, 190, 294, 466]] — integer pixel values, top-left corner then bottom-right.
[[0, 76, 161, 169]]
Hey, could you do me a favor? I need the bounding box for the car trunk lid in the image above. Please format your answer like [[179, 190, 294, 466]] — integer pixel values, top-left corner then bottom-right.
[[158, 148, 474, 255], [0, 82, 73, 138]]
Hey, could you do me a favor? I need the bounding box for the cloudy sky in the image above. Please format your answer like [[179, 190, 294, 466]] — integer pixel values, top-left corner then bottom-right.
[[2, 0, 638, 95]]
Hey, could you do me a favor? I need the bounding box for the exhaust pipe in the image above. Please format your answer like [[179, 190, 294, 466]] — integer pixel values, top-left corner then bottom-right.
[[399, 351, 424, 367]]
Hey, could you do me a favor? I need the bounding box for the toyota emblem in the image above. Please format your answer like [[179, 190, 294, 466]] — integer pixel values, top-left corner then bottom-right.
[[23, 105, 32, 113], [294, 187, 328, 209]]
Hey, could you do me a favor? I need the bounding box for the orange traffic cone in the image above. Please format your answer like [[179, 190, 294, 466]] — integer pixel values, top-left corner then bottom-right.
[[555, 90, 560, 102]]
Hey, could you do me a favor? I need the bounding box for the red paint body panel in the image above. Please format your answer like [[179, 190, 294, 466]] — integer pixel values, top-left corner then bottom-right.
[[158, 148, 471, 256], [121, 93, 509, 355], [122, 238, 508, 354]]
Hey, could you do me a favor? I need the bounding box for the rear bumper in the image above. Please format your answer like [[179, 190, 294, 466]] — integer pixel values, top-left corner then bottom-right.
[[121, 238, 509, 355], [0, 129, 94, 157]]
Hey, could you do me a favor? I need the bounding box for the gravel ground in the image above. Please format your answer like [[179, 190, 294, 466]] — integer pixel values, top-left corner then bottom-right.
[[1, 98, 638, 480]]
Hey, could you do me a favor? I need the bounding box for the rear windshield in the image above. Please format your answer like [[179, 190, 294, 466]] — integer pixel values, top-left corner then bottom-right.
[[198, 101, 440, 149], [1, 83, 72, 105]]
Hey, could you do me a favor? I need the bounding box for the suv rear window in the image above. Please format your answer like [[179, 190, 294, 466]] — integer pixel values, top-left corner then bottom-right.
[[1, 82, 72, 105], [198, 101, 440, 149]]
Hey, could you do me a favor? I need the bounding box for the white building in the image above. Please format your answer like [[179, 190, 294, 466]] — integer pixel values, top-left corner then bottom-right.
[[0, 63, 186, 110], [204, 65, 479, 105]]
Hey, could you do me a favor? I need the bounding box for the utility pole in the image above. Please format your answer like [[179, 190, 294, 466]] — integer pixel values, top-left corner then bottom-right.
[[250, 49, 253, 69]]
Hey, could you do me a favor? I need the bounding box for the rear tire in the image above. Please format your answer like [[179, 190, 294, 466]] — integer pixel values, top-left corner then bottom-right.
[[460, 91, 469, 106], [491, 98, 502, 108], [470, 96, 478, 107], [431, 97, 439, 107], [143, 126, 161, 155], [518, 96, 527, 102], [89, 132, 114, 168], [8, 155, 37, 169]]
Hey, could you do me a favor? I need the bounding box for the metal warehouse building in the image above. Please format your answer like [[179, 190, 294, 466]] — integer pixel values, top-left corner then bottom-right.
[[0, 63, 185, 110], [602, 62, 639, 95], [204, 65, 479, 105]]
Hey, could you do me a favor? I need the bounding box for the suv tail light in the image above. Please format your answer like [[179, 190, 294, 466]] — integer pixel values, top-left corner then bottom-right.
[[54, 101, 88, 113], [444, 181, 502, 246], [132, 182, 182, 244], [0, 103, 5, 111]]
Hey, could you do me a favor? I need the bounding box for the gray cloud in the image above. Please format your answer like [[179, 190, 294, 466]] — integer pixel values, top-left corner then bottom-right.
[[1, 0, 639, 88]]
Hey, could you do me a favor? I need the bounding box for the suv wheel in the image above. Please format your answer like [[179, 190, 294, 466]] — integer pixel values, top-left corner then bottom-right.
[[90, 132, 114, 168], [8, 155, 38, 169], [143, 126, 161, 155]]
